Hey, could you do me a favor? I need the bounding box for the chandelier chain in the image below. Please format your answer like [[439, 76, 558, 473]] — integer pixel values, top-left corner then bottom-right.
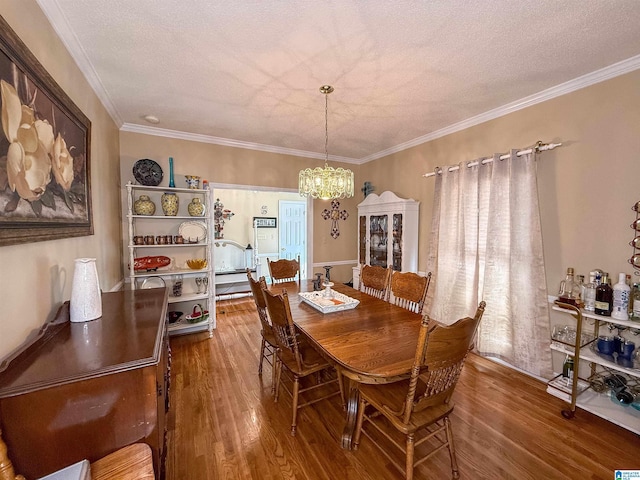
[[324, 92, 329, 166], [298, 85, 354, 199]]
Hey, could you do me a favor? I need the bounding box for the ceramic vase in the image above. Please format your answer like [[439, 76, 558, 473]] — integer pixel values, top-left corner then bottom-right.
[[161, 192, 179, 216], [168, 157, 175, 188], [134, 195, 156, 215], [70, 258, 102, 323], [185, 175, 200, 189], [188, 198, 205, 216]]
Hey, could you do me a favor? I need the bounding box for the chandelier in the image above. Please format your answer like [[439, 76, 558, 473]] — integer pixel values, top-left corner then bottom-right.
[[299, 85, 354, 199]]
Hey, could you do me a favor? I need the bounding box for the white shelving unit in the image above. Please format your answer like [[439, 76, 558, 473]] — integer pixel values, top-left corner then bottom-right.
[[125, 183, 215, 336], [352, 191, 419, 289], [548, 303, 640, 435]]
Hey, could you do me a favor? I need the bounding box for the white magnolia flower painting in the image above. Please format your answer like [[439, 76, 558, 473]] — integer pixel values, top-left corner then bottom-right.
[[0, 16, 92, 246]]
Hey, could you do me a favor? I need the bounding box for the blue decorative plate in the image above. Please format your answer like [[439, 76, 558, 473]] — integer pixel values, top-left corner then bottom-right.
[[133, 158, 163, 186]]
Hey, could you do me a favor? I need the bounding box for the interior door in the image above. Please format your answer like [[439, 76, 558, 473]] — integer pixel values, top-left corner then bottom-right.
[[279, 200, 307, 278]]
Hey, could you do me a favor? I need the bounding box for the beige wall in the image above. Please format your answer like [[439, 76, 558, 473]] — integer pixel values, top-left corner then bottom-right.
[[121, 70, 640, 293], [0, 2, 122, 359], [363, 69, 640, 371], [362, 70, 640, 298], [119, 132, 361, 283]]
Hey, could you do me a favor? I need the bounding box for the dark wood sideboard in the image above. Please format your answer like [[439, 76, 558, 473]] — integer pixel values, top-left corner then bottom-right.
[[0, 287, 170, 479]]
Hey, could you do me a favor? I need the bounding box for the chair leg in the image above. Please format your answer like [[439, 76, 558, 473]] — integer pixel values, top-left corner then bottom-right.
[[406, 433, 415, 480], [291, 376, 300, 436], [444, 416, 460, 479], [270, 347, 277, 394], [274, 357, 282, 403], [352, 396, 367, 450], [258, 337, 266, 375]]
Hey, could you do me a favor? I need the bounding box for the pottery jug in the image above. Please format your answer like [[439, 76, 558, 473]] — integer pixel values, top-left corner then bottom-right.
[[185, 175, 200, 189], [70, 258, 102, 323], [134, 194, 155, 215], [188, 198, 205, 216], [161, 192, 179, 216]]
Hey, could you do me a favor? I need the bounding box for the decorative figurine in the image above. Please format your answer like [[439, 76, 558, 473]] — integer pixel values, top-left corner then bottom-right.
[[362, 181, 374, 198], [214, 198, 234, 239]]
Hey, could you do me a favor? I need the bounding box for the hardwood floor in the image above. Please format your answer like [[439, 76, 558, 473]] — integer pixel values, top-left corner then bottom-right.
[[166, 298, 640, 480]]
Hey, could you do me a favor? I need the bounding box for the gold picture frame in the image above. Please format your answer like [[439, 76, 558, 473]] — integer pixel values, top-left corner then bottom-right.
[[0, 15, 92, 246]]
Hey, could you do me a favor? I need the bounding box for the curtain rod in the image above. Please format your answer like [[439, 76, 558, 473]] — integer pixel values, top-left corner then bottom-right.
[[422, 141, 562, 178]]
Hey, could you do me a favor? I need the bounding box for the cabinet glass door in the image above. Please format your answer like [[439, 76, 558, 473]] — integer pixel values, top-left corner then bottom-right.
[[392, 214, 403, 270], [369, 215, 388, 267], [359, 216, 366, 265]]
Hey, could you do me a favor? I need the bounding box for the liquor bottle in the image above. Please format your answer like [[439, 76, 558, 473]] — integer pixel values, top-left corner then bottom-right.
[[595, 272, 613, 316], [590, 269, 604, 286], [576, 275, 585, 307], [584, 279, 597, 312], [558, 267, 581, 306], [612, 273, 630, 320], [632, 283, 640, 320], [562, 355, 574, 386], [576, 275, 585, 300]]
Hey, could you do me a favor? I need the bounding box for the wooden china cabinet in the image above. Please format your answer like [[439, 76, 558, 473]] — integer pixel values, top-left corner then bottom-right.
[[0, 288, 170, 480], [352, 191, 419, 288]]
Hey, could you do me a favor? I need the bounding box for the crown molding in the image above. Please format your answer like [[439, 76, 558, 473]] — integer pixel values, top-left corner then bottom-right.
[[36, 0, 123, 126], [360, 54, 640, 163], [34, 1, 640, 165], [120, 123, 361, 164]]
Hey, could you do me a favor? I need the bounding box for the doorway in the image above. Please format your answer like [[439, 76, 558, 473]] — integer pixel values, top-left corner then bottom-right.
[[210, 185, 310, 282], [279, 200, 307, 279]]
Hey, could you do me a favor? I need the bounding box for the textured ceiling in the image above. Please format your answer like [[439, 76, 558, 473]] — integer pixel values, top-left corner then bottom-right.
[[37, 0, 640, 163]]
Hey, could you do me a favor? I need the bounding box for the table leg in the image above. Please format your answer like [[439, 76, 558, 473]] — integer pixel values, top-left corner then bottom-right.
[[341, 378, 360, 450]]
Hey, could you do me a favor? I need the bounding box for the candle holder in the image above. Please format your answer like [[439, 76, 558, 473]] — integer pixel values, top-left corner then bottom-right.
[[322, 281, 334, 299]]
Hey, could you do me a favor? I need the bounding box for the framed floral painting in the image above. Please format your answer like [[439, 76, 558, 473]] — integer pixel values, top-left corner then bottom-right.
[[0, 15, 92, 246]]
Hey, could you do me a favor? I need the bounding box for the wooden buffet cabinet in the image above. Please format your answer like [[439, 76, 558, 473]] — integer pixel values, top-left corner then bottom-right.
[[0, 288, 170, 479]]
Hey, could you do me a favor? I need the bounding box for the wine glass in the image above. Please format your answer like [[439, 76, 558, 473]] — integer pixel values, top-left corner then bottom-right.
[[202, 277, 208, 294], [195, 277, 202, 294]]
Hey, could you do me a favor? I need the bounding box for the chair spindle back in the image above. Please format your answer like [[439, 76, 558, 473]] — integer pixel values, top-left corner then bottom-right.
[[390, 271, 431, 313], [267, 256, 301, 285], [247, 270, 272, 335], [359, 264, 391, 300], [402, 301, 486, 423], [261, 287, 302, 371]]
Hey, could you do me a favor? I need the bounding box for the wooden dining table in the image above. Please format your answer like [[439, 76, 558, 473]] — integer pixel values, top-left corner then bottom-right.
[[267, 280, 421, 449]]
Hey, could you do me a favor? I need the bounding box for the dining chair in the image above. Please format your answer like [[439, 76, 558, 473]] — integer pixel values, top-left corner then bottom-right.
[[247, 269, 278, 393], [389, 271, 432, 314], [267, 255, 301, 285], [261, 285, 345, 436], [353, 301, 486, 480], [359, 264, 391, 300]]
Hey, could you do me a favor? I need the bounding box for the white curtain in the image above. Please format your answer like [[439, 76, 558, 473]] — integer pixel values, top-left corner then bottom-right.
[[426, 150, 552, 377]]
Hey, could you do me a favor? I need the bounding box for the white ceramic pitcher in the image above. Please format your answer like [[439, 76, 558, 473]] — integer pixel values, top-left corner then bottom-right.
[[70, 258, 102, 322]]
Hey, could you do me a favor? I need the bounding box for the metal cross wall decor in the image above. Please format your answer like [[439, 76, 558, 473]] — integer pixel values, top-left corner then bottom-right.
[[321, 200, 349, 239]]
